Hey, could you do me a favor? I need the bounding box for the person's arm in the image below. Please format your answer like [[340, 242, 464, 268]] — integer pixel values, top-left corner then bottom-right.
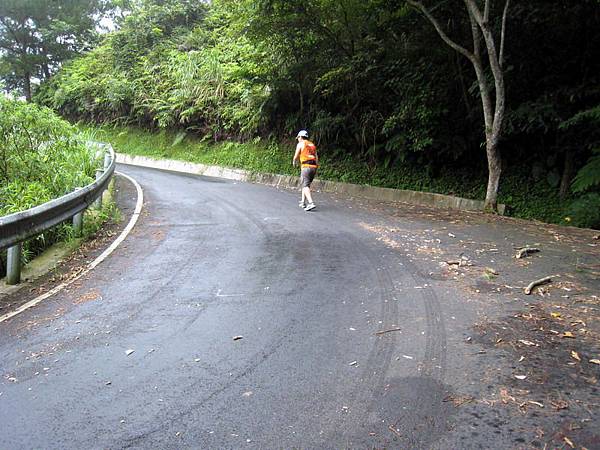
[[293, 142, 302, 166]]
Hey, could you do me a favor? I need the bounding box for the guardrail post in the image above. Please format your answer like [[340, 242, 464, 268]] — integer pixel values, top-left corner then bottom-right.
[[95, 168, 104, 209], [6, 243, 22, 285], [94, 147, 112, 210], [73, 211, 83, 237], [104, 149, 111, 171]]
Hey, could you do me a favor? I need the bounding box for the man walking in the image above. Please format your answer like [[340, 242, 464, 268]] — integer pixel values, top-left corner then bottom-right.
[[293, 130, 318, 211]]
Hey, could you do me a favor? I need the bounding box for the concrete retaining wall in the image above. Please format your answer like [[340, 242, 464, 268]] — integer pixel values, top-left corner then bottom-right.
[[116, 154, 505, 215]]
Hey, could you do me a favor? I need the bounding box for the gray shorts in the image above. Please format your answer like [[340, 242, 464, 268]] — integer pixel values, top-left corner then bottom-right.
[[301, 167, 316, 188]]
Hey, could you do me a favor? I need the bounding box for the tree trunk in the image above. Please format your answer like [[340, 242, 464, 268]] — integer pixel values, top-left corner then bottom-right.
[[42, 63, 51, 79], [484, 139, 501, 210], [559, 149, 575, 199], [23, 72, 32, 102], [407, 0, 510, 213]]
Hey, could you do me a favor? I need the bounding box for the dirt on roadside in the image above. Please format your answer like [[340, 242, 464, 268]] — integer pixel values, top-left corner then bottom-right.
[[353, 197, 599, 449]]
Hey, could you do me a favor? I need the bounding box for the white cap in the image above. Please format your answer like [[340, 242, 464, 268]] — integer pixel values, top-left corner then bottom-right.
[[296, 130, 309, 138]]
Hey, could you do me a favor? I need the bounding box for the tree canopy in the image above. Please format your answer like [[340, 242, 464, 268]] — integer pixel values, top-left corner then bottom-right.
[[0, 0, 107, 100]]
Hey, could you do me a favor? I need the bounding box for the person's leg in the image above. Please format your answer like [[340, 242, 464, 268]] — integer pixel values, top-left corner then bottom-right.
[[299, 171, 306, 206], [303, 168, 316, 210], [303, 186, 313, 204]]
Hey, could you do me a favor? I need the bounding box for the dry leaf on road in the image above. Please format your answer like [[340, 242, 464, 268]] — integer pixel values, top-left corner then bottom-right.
[[551, 400, 569, 410], [500, 388, 515, 404]]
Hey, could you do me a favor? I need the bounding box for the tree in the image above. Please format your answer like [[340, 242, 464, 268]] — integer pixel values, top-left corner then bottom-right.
[[0, 0, 106, 101], [407, 0, 510, 211]]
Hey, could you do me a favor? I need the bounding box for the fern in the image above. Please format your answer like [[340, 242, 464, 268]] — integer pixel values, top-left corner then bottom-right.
[[559, 105, 600, 130], [572, 149, 600, 193], [568, 193, 600, 229]]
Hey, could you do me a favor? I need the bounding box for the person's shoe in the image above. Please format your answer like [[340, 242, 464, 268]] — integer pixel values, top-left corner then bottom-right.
[[299, 201, 306, 208], [304, 202, 316, 211]]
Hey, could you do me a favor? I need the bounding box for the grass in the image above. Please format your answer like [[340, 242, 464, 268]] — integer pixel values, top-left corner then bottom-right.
[[81, 124, 574, 226], [80, 125, 295, 176]]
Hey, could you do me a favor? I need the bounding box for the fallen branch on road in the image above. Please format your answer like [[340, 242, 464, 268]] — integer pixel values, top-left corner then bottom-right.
[[388, 424, 402, 438], [375, 327, 402, 336], [516, 247, 540, 259], [524, 275, 557, 295], [443, 394, 475, 407]]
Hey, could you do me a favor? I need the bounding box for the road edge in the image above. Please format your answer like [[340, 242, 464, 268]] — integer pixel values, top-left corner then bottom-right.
[[0, 171, 144, 324], [116, 153, 505, 215]]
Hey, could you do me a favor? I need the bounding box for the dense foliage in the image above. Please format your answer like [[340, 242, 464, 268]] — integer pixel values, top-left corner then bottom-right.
[[32, 0, 600, 227], [0, 96, 100, 275], [0, 0, 107, 100], [0, 96, 97, 215]]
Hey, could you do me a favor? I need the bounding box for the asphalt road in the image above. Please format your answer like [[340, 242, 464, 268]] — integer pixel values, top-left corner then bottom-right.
[[1, 165, 597, 449]]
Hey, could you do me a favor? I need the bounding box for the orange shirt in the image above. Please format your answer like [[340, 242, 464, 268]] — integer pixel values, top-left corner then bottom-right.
[[299, 140, 318, 168]]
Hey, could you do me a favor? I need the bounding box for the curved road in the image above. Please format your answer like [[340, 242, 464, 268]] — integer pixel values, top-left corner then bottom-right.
[[0, 165, 511, 448]]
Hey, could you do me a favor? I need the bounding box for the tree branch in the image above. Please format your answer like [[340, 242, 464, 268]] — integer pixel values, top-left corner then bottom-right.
[[0, 42, 17, 53], [464, 0, 485, 28], [484, 0, 490, 24], [467, 1, 482, 60], [0, 16, 22, 48], [312, 22, 353, 59], [406, 0, 475, 62], [465, 0, 506, 139], [499, 0, 510, 69], [465, 3, 493, 134]]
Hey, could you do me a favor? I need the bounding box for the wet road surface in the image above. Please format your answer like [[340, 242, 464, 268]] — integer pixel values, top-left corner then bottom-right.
[[1, 164, 597, 449]]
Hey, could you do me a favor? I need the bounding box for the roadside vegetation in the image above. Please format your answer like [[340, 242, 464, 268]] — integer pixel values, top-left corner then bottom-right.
[[1, 0, 598, 228], [0, 96, 114, 278], [89, 124, 570, 224], [0, 96, 97, 215]]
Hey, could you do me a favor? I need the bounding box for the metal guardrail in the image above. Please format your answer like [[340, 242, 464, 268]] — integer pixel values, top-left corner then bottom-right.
[[0, 142, 116, 284]]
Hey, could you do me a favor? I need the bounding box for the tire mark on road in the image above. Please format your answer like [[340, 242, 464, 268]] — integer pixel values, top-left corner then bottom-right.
[[334, 219, 448, 446]]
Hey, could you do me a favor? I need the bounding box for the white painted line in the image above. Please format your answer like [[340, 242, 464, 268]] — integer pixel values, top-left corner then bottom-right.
[[0, 171, 144, 324]]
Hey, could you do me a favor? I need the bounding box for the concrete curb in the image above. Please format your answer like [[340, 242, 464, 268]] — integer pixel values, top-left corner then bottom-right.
[[116, 154, 505, 215]]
